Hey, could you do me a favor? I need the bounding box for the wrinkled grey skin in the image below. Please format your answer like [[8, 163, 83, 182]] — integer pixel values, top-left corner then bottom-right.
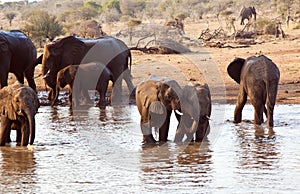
[[175, 83, 211, 142], [0, 30, 37, 91], [240, 6, 256, 25], [53, 62, 113, 109], [0, 82, 39, 146], [42, 36, 134, 103], [227, 55, 280, 127], [136, 75, 198, 144]]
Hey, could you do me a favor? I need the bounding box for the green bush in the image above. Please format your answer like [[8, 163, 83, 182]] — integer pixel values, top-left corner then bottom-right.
[[255, 18, 276, 35]]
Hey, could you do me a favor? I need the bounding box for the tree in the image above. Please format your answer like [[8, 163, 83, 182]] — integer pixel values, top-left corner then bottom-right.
[[5, 12, 17, 26], [23, 10, 63, 46]]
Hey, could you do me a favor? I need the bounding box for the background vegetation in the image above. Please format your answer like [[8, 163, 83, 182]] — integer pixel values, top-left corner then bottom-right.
[[0, 0, 299, 47]]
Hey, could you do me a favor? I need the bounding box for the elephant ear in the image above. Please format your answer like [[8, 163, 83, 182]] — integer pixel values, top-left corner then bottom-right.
[[0, 88, 17, 120], [60, 36, 86, 64], [227, 58, 245, 84], [149, 101, 166, 115]]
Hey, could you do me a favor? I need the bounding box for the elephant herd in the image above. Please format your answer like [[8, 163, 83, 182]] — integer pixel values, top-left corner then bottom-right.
[[0, 30, 280, 147]]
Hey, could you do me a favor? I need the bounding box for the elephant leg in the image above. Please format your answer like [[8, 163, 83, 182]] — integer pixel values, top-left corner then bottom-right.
[[111, 79, 123, 105], [174, 113, 184, 142], [0, 117, 12, 146], [97, 89, 107, 109], [196, 122, 209, 142], [140, 109, 156, 144], [123, 69, 135, 98], [48, 89, 55, 101], [81, 90, 92, 105], [266, 83, 278, 127], [185, 132, 194, 143], [20, 119, 29, 146], [16, 128, 22, 144], [234, 87, 247, 123], [72, 86, 81, 108], [68, 90, 73, 107], [158, 110, 172, 142], [0, 72, 8, 89], [25, 69, 37, 91], [14, 72, 24, 84], [141, 123, 156, 144], [253, 103, 264, 125], [174, 129, 185, 143]]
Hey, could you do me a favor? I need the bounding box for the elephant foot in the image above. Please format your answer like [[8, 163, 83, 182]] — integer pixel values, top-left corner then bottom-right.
[[129, 88, 136, 104], [142, 135, 157, 145], [97, 99, 107, 109]]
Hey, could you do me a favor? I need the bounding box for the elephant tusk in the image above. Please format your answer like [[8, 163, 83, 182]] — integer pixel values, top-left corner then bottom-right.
[[43, 70, 50, 79], [175, 109, 183, 116], [206, 115, 210, 120]]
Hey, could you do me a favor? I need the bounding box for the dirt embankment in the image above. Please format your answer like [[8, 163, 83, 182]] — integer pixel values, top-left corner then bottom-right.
[[15, 22, 299, 105]]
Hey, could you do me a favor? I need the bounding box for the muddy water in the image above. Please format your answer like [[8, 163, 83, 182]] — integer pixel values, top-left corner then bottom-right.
[[0, 104, 300, 193]]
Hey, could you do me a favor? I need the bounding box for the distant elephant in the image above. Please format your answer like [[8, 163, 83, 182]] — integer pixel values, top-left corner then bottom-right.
[[0, 30, 37, 90], [175, 83, 211, 142], [42, 35, 134, 104], [227, 55, 280, 127], [240, 6, 256, 25], [0, 82, 39, 146], [53, 62, 113, 109], [136, 75, 199, 144]]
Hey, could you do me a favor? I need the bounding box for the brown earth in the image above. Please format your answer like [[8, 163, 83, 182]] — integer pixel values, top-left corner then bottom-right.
[[11, 21, 299, 105]]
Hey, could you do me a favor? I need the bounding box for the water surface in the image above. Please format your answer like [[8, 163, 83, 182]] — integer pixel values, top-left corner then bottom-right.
[[0, 104, 299, 193]]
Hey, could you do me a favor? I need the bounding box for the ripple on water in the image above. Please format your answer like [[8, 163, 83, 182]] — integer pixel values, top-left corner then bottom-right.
[[0, 104, 299, 193]]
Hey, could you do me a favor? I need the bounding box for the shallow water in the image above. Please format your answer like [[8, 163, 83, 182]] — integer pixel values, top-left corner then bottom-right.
[[0, 103, 300, 193]]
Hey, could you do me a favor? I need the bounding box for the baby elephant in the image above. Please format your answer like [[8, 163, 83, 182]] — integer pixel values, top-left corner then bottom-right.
[[175, 83, 211, 142], [53, 62, 113, 109], [0, 82, 40, 146]]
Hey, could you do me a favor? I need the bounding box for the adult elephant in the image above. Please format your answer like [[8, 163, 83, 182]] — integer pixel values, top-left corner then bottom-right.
[[135, 75, 199, 144], [0, 82, 39, 146], [227, 55, 280, 127], [240, 6, 256, 25], [42, 35, 134, 104], [175, 83, 211, 142], [0, 30, 37, 90], [54, 62, 113, 109]]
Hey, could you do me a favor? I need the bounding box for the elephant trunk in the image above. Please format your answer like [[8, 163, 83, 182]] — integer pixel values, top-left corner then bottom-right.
[[188, 119, 198, 134], [24, 108, 35, 145]]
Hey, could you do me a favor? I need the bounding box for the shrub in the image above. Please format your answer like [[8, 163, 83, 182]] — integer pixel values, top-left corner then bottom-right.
[[255, 18, 276, 35]]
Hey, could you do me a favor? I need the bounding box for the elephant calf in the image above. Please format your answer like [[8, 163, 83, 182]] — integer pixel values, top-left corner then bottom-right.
[[0, 82, 39, 146], [175, 83, 211, 142], [227, 55, 280, 127], [53, 62, 113, 109], [136, 75, 199, 144]]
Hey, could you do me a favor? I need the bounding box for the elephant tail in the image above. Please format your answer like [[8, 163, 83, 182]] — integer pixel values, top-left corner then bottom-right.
[[128, 50, 132, 72]]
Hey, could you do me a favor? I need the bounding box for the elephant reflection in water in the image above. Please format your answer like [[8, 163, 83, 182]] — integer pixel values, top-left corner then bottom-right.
[[140, 143, 213, 187], [0, 148, 36, 192], [235, 124, 279, 170]]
